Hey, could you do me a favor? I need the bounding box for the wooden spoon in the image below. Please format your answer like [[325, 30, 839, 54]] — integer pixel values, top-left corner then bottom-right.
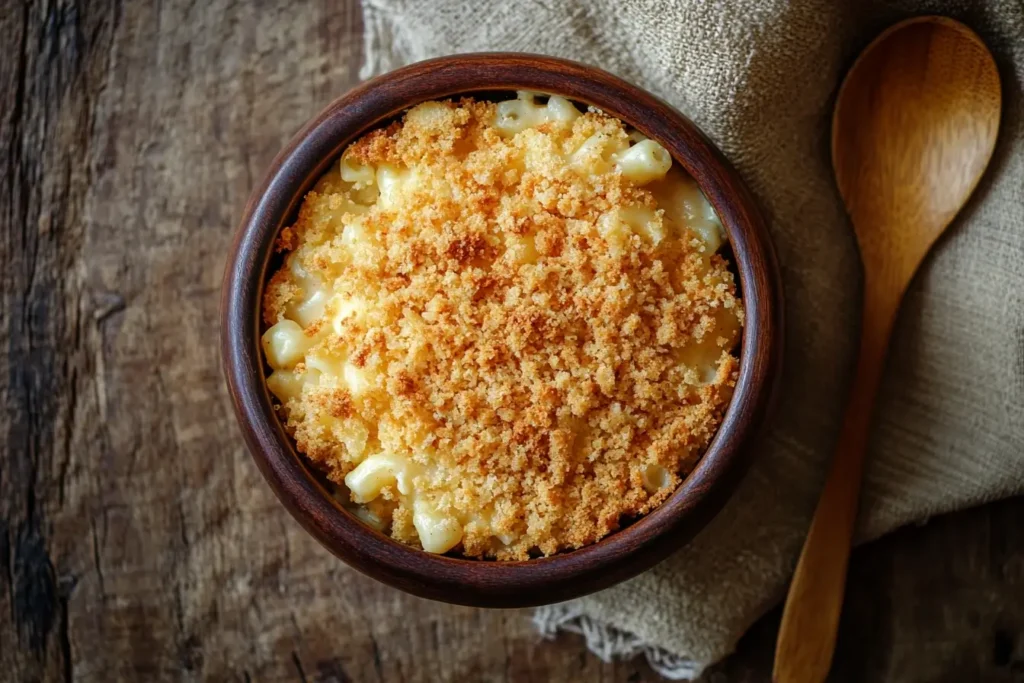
[[773, 16, 1001, 683]]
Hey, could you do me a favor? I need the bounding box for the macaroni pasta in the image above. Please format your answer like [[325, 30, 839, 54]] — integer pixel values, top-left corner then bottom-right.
[[261, 93, 742, 559]]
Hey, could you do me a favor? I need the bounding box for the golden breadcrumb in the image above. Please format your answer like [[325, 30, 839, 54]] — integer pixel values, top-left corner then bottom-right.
[[262, 97, 743, 560]]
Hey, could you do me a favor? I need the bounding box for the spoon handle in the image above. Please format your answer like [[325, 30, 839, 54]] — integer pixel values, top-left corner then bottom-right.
[[773, 298, 897, 683]]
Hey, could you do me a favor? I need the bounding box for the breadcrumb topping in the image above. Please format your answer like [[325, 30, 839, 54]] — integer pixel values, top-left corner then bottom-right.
[[262, 97, 743, 560]]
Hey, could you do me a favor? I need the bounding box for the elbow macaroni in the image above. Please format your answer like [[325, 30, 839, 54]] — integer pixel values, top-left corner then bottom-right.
[[260, 93, 742, 559], [262, 320, 310, 369], [614, 139, 673, 185], [344, 452, 415, 503], [412, 499, 463, 554], [494, 91, 581, 135]]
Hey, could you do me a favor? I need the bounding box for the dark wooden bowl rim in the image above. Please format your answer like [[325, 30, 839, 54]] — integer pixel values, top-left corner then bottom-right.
[[221, 53, 782, 608]]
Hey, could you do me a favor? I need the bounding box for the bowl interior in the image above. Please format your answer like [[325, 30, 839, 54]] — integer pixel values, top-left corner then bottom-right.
[[222, 54, 780, 607], [265, 88, 747, 512]]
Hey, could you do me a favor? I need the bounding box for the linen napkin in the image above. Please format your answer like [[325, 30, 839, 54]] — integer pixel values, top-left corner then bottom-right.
[[359, 0, 1024, 677]]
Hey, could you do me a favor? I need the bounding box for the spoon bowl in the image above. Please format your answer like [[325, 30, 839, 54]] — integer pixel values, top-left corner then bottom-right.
[[774, 16, 1000, 683], [833, 16, 1001, 292]]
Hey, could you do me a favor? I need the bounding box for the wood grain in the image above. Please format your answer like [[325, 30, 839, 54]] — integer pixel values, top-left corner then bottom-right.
[[774, 17, 1002, 683], [1, 2, 1021, 681]]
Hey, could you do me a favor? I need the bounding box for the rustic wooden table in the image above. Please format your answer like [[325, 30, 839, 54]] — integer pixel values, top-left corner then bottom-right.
[[2, 2, 1022, 681]]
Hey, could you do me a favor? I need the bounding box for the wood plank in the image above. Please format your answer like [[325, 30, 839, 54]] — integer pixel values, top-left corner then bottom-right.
[[1, 1, 123, 680], [1, 1, 1021, 681], [711, 496, 1024, 683]]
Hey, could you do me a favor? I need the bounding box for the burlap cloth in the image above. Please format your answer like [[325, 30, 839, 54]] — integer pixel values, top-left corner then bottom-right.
[[358, 0, 1024, 677]]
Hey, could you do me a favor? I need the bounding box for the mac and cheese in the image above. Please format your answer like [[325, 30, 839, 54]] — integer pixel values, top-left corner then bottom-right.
[[262, 93, 743, 559]]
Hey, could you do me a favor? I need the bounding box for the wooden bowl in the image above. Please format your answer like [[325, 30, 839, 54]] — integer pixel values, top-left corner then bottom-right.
[[221, 54, 782, 608]]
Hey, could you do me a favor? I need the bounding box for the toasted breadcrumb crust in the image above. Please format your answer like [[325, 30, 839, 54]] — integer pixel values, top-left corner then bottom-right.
[[262, 98, 743, 560]]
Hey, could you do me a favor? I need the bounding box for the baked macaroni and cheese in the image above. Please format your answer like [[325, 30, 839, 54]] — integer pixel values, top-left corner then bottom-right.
[[261, 92, 743, 560]]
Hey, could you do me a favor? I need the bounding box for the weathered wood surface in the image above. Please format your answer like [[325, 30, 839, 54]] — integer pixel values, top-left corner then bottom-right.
[[1, 1, 1021, 681]]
